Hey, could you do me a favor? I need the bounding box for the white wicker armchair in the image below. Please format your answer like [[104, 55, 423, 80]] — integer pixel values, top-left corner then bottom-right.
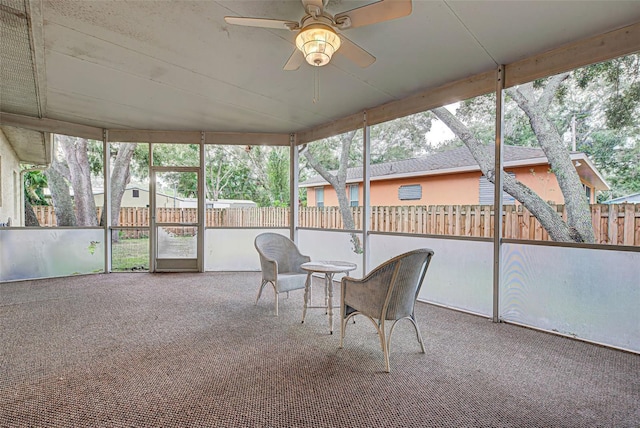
[[254, 233, 311, 316], [340, 248, 435, 372]]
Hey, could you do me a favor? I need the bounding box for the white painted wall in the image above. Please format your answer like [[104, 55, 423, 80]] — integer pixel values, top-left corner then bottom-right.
[[0, 130, 21, 227]]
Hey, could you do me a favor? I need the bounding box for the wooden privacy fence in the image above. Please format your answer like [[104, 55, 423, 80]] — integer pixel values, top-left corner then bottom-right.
[[368, 204, 640, 245], [31, 204, 640, 246]]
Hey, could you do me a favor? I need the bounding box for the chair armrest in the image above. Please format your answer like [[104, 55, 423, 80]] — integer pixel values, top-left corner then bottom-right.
[[259, 256, 278, 281], [341, 263, 397, 319], [289, 252, 311, 274]]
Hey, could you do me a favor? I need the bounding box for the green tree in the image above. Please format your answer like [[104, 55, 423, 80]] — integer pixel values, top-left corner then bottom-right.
[[300, 112, 434, 253], [100, 143, 137, 234], [23, 170, 48, 206], [369, 112, 432, 163], [433, 74, 596, 243], [301, 130, 362, 253], [22, 169, 48, 226], [574, 55, 640, 198], [45, 136, 138, 228], [431, 53, 640, 241], [265, 147, 290, 207]]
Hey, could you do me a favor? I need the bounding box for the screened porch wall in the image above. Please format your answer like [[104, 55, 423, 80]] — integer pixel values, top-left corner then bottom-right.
[[369, 233, 494, 317], [501, 242, 640, 352], [204, 228, 289, 271], [0, 228, 104, 281]]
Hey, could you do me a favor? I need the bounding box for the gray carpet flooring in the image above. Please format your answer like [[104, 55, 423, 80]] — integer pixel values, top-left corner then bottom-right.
[[1, 272, 638, 427]]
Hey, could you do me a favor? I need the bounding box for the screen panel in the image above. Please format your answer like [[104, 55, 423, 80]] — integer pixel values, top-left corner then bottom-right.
[[501, 243, 640, 352], [369, 234, 493, 316], [0, 228, 104, 281], [204, 228, 289, 271]]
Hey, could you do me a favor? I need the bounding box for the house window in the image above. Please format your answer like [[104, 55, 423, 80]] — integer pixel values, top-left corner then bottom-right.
[[398, 184, 422, 201], [479, 174, 515, 205], [132, 189, 140, 198], [584, 184, 591, 202], [349, 184, 358, 207], [315, 187, 324, 207]]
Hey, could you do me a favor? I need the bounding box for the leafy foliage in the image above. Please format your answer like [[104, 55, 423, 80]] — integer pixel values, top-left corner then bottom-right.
[[369, 112, 432, 163], [22, 170, 49, 206], [265, 148, 290, 207], [451, 53, 640, 200]]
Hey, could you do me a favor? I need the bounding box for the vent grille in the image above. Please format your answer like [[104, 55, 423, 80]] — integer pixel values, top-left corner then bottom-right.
[[479, 174, 515, 204], [0, 0, 40, 116], [398, 184, 422, 201]]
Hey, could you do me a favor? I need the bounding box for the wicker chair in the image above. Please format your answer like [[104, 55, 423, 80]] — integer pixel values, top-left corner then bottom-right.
[[340, 248, 435, 372], [254, 233, 311, 316]]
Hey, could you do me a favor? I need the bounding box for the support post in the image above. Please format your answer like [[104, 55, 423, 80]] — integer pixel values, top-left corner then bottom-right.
[[149, 143, 156, 272], [103, 129, 112, 273], [362, 111, 371, 275], [198, 132, 206, 272], [290, 133, 299, 243], [493, 66, 505, 323]]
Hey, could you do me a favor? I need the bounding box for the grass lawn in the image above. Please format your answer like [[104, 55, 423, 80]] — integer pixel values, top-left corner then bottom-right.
[[112, 237, 149, 271]]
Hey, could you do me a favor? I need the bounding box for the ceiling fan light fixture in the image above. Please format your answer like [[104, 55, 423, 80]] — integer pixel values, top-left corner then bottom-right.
[[295, 23, 341, 67]]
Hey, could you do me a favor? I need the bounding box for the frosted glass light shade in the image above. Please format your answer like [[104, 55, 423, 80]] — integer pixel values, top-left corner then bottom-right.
[[295, 24, 341, 67]]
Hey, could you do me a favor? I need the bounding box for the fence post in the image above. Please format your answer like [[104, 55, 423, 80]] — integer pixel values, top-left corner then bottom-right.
[[608, 204, 619, 245]]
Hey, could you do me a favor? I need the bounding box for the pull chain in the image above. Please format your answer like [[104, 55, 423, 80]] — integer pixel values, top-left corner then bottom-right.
[[313, 67, 320, 103]]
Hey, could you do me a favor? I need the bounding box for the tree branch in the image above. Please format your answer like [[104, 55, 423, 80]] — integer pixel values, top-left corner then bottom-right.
[[507, 80, 595, 242], [302, 147, 339, 188], [539, 73, 570, 110], [431, 106, 577, 242]]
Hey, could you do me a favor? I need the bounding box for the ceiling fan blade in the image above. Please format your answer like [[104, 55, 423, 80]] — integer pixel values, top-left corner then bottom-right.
[[334, 0, 412, 29], [283, 49, 305, 71], [224, 16, 299, 30], [337, 35, 376, 68], [301, 0, 324, 16]]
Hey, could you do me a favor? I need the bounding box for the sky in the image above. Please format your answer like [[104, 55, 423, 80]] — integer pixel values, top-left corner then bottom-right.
[[425, 102, 457, 146]]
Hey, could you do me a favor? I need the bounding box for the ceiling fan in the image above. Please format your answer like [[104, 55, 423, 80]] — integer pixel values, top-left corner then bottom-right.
[[224, 0, 412, 70]]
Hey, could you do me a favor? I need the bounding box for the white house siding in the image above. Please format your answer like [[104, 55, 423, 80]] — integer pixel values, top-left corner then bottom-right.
[[94, 187, 177, 208], [604, 192, 640, 204], [0, 130, 21, 226]]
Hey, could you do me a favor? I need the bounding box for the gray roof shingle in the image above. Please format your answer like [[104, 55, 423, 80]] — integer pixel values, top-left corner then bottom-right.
[[300, 145, 547, 186]]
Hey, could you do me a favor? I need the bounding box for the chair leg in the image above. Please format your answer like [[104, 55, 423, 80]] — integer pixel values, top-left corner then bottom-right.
[[377, 320, 391, 373], [275, 292, 279, 316], [342, 312, 392, 372], [388, 316, 426, 358], [409, 314, 426, 353], [256, 280, 268, 305], [340, 312, 356, 348]]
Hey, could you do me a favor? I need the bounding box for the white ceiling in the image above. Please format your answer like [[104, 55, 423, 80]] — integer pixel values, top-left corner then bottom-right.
[[10, 1, 640, 135]]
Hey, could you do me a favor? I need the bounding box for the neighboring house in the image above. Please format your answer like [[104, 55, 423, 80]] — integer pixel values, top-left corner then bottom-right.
[[181, 198, 257, 209], [94, 185, 177, 208], [603, 192, 640, 204], [0, 126, 52, 227], [94, 185, 256, 209], [300, 145, 609, 207]]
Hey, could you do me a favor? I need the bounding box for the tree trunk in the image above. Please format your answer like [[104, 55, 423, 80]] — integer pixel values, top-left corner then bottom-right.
[[24, 199, 40, 227], [205, 147, 234, 201], [58, 136, 98, 226], [302, 131, 363, 253], [44, 158, 76, 226], [110, 143, 137, 225], [507, 79, 595, 243], [100, 143, 137, 242], [431, 106, 583, 242]]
